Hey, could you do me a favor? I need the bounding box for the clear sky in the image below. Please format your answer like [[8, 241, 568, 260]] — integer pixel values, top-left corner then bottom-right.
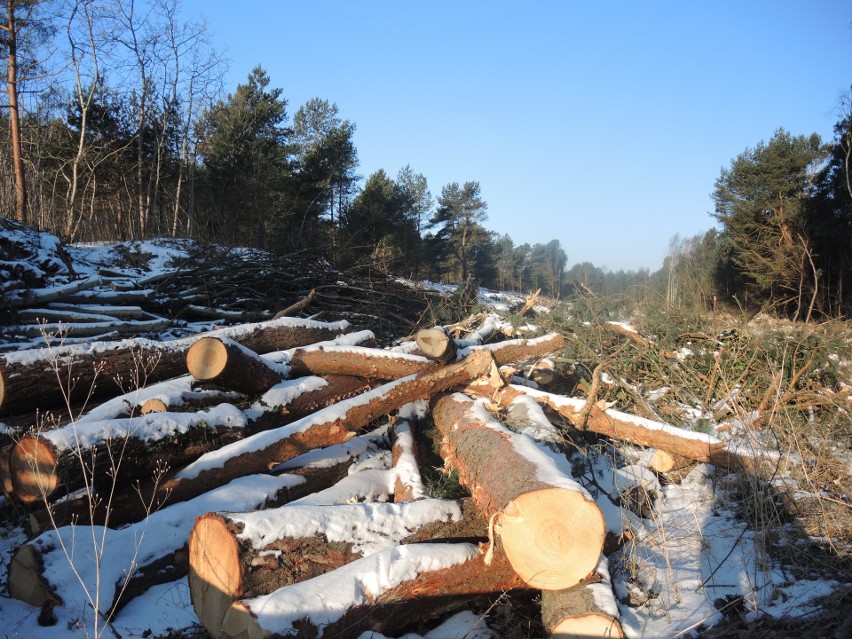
[[179, 1, 852, 272]]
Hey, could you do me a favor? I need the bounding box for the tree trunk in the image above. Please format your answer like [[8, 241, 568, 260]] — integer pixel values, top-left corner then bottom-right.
[[186, 336, 288, 395], [0, 316, 348, 416], [8, 404, 247, 504], [462, 332, 565, 366], [246, 375, 377, 435], [5, 0, 28, 223], [287, 344, 433, 379], [7, 473, 302, 618], [431, 393, 605, 590], [415, 327, 457, 363], [189, 499, 475, 638], [218, 543, 529, 639], [466, 382, 758, 472], [541, 557, 624, 638], [157, 351, 496, 508]]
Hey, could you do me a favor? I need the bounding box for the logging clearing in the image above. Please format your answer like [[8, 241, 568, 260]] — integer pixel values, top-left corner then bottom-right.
[[0, 230, 849, 639]]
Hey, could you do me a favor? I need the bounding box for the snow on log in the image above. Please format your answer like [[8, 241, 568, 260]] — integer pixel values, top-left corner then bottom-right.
[[25, 430, 375, 534], [159, 350, 495, 506], [460, 332, 565, 367], [9, 403, 247, 504], [286, 344, 434, 379], [246, 375, 377, 435], [7, 474, 302, 619], [188, 499, 466, 638], [391, 409, 425, 502], [431, 392, 605, 590], [541, 556, 624, 638], [217, 542, 529, 639], [415, 327, 457, 363], [465, 382, 758, 472], [0, 316, 349, 416], [186, 336, 289, 395]]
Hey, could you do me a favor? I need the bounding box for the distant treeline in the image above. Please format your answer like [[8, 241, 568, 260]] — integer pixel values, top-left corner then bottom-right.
[[1, 1, 850, 318]]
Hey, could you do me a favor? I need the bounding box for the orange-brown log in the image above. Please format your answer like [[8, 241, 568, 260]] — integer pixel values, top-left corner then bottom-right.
[[218, 543, 528, 639], [465, 332, 565, 367], [431, 393, 605, 590], [541, 582, 624, 638], [186, 337, 288, 395], [415, 327, 457, 363], [0, 317, 348, 417], [246, 375, 378, 435], [391, 416, 422, 502], [463, 382, 756, 472], [9, 409, 246, 505], [159, 350, 496, 507], [650, 449, 695, 473], [287, 345, 434, 379], [189, 499, 484, 638], [0, 443, 13, 496]]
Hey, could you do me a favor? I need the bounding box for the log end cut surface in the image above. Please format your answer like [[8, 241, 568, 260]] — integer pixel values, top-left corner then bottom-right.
[[9, 437, 59, 504], [8, 544, 54, 607], [500, 487, 605, 590], [187, 337, 229, 381], [189, 514, 244, 639], [551, 613, 624, 638], [220, 602, 263, 639], [140, 398, 168, 414]]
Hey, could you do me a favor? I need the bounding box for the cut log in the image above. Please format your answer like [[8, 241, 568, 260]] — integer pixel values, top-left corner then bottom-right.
[[273, 288, 316, 318], [649, 449, 695, 473], [186, 336, 288, 395], [7, 474, 303, 618], [159, 350, 496, 506], [9, 404, 247, 504], [246, 375, 377, 435], [541, 556, 624, 638], [188, 499, 470, 638], [391, 413, 424, 502], [287, 344, 434, 379], [431, 393, 605, 590], [0, 316, 349, 417], [25, 434, 367, 534], [217, 542, 529, 639], [415, 327, 457, 363], [461, 332, 565, 367], [0, 443, 13, 495], [464, 382, 759, 473]]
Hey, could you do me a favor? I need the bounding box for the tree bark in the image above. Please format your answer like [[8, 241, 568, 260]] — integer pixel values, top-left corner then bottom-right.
[[186, 336, 288, 395], [246, 375, 377, 435], [462, 332, 565, 367], [287, 344, 433, 379], [0, 316, 348, 416], [465, 382, 758, 472], [431, 393, 605, 590], [4, 0, 28, 223], [217, 543, 529, 639], [7, 474, 303, 618], [189, 499, 476, 638], [541, 557, 624, 639], [8, 404, 247, 504], [157, 351, 496, 509]]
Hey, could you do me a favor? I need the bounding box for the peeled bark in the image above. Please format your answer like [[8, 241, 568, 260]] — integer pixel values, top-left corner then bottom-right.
[[0, 316, 349, 417], [186, 337, 288, 395], [431, 393, 605, 590], [157, 350, 496, 508], [218, 543, 529, 639]]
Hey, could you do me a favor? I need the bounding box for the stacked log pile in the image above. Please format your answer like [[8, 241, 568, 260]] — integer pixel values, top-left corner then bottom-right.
[[1, 307, 747, 638]]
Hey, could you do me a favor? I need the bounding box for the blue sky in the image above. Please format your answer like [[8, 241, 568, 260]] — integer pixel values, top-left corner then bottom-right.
[[180, 1, 852, 271]]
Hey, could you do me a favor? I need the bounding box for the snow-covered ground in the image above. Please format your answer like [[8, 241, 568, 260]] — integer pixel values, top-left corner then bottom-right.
[[1, 224, 847, 638]]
